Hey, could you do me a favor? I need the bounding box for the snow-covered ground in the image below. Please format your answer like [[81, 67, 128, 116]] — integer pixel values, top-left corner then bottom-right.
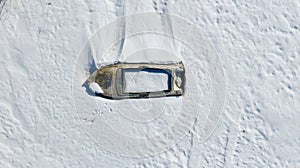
[[0, 0, 300, 167]]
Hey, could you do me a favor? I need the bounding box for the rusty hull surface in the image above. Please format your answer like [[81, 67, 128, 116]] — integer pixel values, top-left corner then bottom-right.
[[87, 62, 185, 99]]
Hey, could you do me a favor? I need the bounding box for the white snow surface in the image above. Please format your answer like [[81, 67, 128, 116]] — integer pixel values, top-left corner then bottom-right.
[[124, 70, 169, 92], [89, 82, 103, 94], [0, 0, 300, 167]]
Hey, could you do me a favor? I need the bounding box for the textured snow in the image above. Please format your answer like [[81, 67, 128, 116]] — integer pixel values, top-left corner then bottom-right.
[[0, 0, 300, 167]]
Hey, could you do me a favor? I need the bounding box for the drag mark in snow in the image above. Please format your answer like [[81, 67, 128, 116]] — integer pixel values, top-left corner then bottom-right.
[[114, 0, 126, 61]]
